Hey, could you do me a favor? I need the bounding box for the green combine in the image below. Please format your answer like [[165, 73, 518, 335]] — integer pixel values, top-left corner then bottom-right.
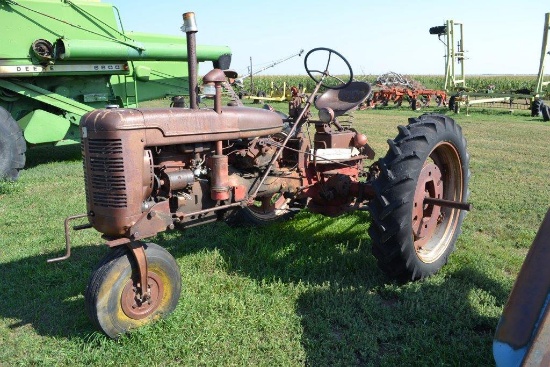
[[0, 0, 231, 180]]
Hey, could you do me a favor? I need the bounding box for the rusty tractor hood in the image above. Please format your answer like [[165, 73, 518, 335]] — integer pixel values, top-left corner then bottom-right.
[[81, 106, 284, 145]]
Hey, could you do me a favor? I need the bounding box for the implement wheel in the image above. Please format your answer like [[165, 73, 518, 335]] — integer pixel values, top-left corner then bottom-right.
[[542, 104, 550, 122], [85, 242, 181, 338], [448, 95, 457, 112], [0, 107, 26, 180], [531, 99, 543, 117], [369, 113, 470, 280]]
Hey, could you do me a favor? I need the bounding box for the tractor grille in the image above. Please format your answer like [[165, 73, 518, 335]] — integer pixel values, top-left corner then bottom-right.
[[85, 139, 127, 208]]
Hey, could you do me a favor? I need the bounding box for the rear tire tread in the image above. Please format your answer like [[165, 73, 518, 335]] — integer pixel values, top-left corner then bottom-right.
[[369, 113, 470, 281]]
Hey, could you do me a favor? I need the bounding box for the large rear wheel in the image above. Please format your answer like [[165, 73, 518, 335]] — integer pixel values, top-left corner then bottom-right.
[[369, 113, 470, 280], [85, 242, 181, 338], [0, 107, 26, 180]]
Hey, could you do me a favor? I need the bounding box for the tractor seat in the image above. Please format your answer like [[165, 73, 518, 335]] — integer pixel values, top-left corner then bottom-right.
[[314, 81, 372, 117]]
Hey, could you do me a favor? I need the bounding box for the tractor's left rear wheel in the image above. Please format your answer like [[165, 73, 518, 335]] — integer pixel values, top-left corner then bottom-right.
[[369, 113, 470, 280], [85, 242, 181, 338]]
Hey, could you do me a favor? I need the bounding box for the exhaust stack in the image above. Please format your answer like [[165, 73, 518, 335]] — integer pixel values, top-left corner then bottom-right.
[[182, 12, 198, 109]]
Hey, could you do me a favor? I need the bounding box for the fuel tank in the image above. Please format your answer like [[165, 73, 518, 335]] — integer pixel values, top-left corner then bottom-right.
[[80, 106, 284, 237]]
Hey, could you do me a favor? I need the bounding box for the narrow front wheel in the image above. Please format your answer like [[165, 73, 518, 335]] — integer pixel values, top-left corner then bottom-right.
[[85, 242, 181, 338]]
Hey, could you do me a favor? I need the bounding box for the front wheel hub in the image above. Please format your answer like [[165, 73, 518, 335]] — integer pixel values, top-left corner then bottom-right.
[[121, 272, 164, 320], [412, 163, 443, 250]]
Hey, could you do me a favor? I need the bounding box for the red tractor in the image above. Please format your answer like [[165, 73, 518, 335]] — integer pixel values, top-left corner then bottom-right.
[[54, 12, 471, 338]]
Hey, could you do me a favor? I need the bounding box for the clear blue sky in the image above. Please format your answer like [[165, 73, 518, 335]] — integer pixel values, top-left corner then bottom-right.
[[112, 1, 549, 77]]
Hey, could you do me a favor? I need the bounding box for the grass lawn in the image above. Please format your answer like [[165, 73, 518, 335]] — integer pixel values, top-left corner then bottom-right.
[[0, 101, 549, 366]]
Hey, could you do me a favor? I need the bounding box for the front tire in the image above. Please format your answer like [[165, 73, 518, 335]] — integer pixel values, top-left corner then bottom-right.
[[85, 242, 182, 338], [0, 107, 26, 180], [369, 113, 470, 280]]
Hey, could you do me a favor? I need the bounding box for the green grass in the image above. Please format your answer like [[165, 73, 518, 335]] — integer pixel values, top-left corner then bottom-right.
[[0, 101, 549, 366]]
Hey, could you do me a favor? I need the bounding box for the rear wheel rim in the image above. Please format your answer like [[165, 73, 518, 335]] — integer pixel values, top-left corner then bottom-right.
[[413, 142, 463, 263]]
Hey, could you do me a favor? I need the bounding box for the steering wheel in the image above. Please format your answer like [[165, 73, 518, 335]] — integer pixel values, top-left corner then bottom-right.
[[304, 47, 353, 90]]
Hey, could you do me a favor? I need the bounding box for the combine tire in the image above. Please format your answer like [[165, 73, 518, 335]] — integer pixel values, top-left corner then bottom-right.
[[0, 107, 26, 180], [85, 243, 181, 338], [369, 113, 470, 280]]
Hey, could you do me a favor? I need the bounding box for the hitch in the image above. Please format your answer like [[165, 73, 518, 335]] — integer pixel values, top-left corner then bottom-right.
[[47, 213, 92, 263], [50, 214, 151, 302]]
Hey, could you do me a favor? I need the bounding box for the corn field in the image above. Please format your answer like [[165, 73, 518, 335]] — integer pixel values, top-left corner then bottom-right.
[[239, 74, 543, 96]]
